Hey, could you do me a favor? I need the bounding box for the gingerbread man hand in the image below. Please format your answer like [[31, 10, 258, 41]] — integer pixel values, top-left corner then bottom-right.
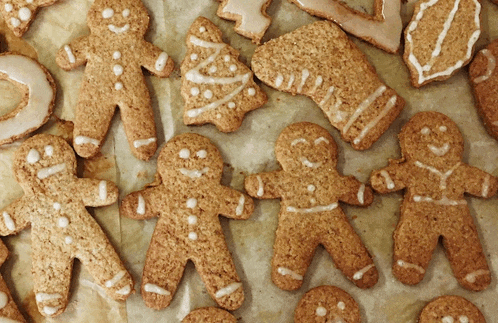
[[245, 122, 377, 291], [121, 133, 253, 311], [0, 134, 133, 317]]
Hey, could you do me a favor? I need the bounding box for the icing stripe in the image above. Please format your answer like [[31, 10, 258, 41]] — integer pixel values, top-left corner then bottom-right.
[[235, 195, 245, 216], [37, 163, 66, 179], [137, 194, 145, 215], [353, 95, 397, 145], [482, 175, 490, 197], [105, 271, 126, 288], [286, 74, 295, 90], [277, 267, 303, 280], [343, 86, 386, 135], [36, 293, 62, 302], [64, 45, 76, 64], [43, 306, 60, 316], [318, 86, 335, 107], [215, 282, 242, 298], [297, 69, 309, 92], [275, 73, 284, 87], [155, 52, 169, 72], [380, 170, 395, 189], [256, 175, 264, 197], [474, 49, 496, 83], [144, 283, 170, 295], [2, 212, 15, 231], [353, 264, 374, 280], [413, 195, 467, 205], [310, 75, 323, 94], [397, 260, 425, 274], [99, 181, 107, 201], [465, 269, 489, 283], [357, 184, 365, 204], [286, 203, 338, 213], [75, 136, 100, 146], [133, 137, 156, 148]]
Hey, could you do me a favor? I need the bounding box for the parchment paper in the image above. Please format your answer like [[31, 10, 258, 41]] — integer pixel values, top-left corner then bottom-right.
[[0, 0, 498, 322]]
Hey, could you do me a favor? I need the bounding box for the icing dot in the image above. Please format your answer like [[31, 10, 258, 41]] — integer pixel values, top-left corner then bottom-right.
[[196, 150, 207, 158], [58, 217, 69, 228], [204, 90, 213, 99], [5, 3, 13, 12], [27, 149, 40, 164], [421, 127, 430, 135], [188, 215, 197, 225], [10, 17, 20, 27], [113, 64, 124, 76], [113, 51, 121, 60], [307, 185, 315, 192], [186, 198, 197, 209], [26, 0, 33, 2], [53, 202, 61, 211], [442, 317, 454, 323], [216, 113, 221, 119], [228, 102, 236, 109], [459, 316, 469, 323], [439, 125, 447, 132], [44, 145, 54, 156], [18, 7, 31, 21], [115, 82, 123, 90], [337, 301, 345, 310], [229, 64, 237, 72], [190, 87, 200, 96], [316, 306, 327, 316], [199, 26, 206, 33], [224, 55, 230, 62], [65, 236, 73, 244], [102, 8, 114, 19], [191, 53, 198, 61], [248, 88, 256, 96], [310, 198, 316, 204], [209, 66, 217, 73], [0, 291, 8, 309], [179, 148, 190, 159], [188, 232, 198, 240], [122, 9, 130, 17]]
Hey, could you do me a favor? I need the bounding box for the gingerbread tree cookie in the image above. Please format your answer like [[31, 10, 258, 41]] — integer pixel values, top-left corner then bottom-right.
[[0, 0, 58, 37], [0, 134, 134, 317], [245, 122, 378, 291], [181, 17, 267, 132], [251, 21, 404, 150], [121, 133, 254, 310], [56, 0, 174, 160], [404, 0, 481, 87], [0, 240, 26, 322], [370, 111, 497, 291]]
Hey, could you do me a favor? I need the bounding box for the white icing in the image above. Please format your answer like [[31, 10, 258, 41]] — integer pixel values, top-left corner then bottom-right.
[[44, 145, 54, 156], [179, 148, 190, 159], [310, 75, 323, 94], [228, 102, 235, 109], [287, 203, 338, 213], [224, 55, 230, 62], [353, 95, 397, 145], [412, 195, 467, 205], [43, 306, 60, 316], [310, 198, 316, 204], [191, 87, 200, 96], [137, 194, 145, 215], [196, 150, 207, 158], [10, 17, 20, 27], [414, 161, 460, 190], [214, 282, 242, 298], [75, 136, 100, 146], [116, 285, 131, 295], [36, 293, 62, 302], [114, 82, 123, 91], [26, 0, 33, 3], [0, 291, 7, 310], [421, 127, 431, 135], [397, 260, 425, 274], [65, 236, 73, 244], [122, 9, 130, 18], [482, 175, 490, 197], [248, 87, 256, 96], [291, 138, 307, 147], [442, 317, 454, 323], [57, 216, 69, 228], [4, 3, 12, 12], [188, 215, 197, 225], [358, 184, 365, 204], [113, 64, 123, 76], [256, 175, 264, 197], [474, 49, 496, 83], [300, 157, 321, 168], [190, 53, 198, 61], [277, 267, 303, 280], [353, 264, 375, 280], [18, 7, 31, 21], [203, 90, 213, 99], [0, 55, 55, 144], [133, 137, 156, 148], [316, 306, 327, 316], [343, 86, 386, 135], [229, 64, 237, 72], [188, 232, 198, 240], [275, 73, 284, 87], [427, 143, 450, 156], [314, 137, 329, 145], [220, 0, 272, 34], [113, 51, 121, 60], [286, 74, 295, 90], [307, 184, 315, 192], [337, 301, 346, 310], [64, 45, 76, 64], [144, 283, 170, 295], [297, 69, 309, 92], [53, 202, 61, 210], [37, 163, 66, 179], [199, 26, 206, 33], [99, 181, 107, 200], [459, 316, 469, 323], [319, 86, 335, 107], [105, 270, 126, 288], [209, 66, 217, 74], [465, 269, 489, 283], [180, 167, 209, 179], [102, 8, 114, 19], [108, 24, 130, 34], [2, 212, 15, 231], [27, 149, 40, 164], [439, 125, 447, 132], [155, 52, 169, 71], [380, 170, 395, 189], [236, 195, 245, 216], [186, 198, 197, 209]]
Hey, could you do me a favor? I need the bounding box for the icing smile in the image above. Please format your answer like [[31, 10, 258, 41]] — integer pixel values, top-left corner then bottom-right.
[[300, 157, 322, 168], [108, 24, 130, 34], [427, 143, 450, 156], [179, 167, 209, 178]]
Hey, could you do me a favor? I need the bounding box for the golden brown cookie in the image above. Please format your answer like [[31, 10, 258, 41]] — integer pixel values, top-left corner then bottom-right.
[[251, 21, 404, 150], [56, 0, 174, 160], [181, 17, 267, 132], [182, 307, 236, 323], [370, 111, 497, 291], [0, 134, 134, 317], [404, 0, 481, 87], [245, 122, 378, 291], [469, 39, 498, 141], [120, 133, 254, 311], [0, 240, 26, 322], [419, 296, 486, 323], [0, 53, 55, 146], [294, 286, 361, 323], [0, 0, 58, 37]]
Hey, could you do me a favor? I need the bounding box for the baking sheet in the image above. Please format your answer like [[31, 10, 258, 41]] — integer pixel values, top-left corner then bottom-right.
[[0, 0, 498, 321]]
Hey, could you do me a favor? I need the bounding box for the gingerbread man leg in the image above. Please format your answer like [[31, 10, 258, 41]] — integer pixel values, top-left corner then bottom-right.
[[442, 207, 490, 291], [320, 212, 378, 289], [193, 237, 244, 311]]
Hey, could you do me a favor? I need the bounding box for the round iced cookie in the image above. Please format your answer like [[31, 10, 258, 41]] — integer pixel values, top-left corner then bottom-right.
[[419, 296, 486, 323]]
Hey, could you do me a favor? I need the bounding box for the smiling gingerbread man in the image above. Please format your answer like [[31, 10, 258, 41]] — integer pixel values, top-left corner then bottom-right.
[[56, 0, 174, 160], [370, 111, 497, 291], [245, 122, 378, 291]]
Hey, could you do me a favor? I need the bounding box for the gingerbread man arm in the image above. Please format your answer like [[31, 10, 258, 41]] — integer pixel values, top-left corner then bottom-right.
[[370, 163, 407, 194], [56, 36, 90, 71], [140, 40, 174, 78], [461, 165, 498, 199], [338, 176, 373, 206], [216, 186, 254, 220], [0, 196, 32, 236], [73, 178, 119, 207], [244, 171, 284, 199], [120, 187, 161, 220]]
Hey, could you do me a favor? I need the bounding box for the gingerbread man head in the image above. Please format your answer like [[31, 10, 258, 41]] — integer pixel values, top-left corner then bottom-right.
[[275, 122, 338, 173], [157, 133, 224, 185], [13, 134, 76, 191], [399, 111, 464, 166], [87, 0, 150, 38]]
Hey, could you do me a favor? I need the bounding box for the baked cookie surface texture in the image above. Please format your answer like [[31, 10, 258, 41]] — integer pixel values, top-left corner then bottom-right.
[[419, 295, 486, 323], [0, 0, 58, 37], [0, 240, 26, 322], [370, 111, 497, 291], [182, 307, 236, 323], [245, 122, 378, 291]]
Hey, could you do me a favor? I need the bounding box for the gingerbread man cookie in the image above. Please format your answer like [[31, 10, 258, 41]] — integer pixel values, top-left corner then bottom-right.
[[419, 296, 486, 323], [56, 0, 174, 160], [245, 122, 378, 291], [294, 286, 361, 323], [370, 111, 497, 291], [0, 239, 26, 322], [121, 133, 254, 310], [0, 134, 134, 317], [182, 307, 236, 323], [0, 0, 58, 37]]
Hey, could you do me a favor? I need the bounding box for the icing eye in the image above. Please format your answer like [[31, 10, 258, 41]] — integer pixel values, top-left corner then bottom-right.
[[102, 8, 114, 19], [291, 138, 307, 147], [122, 9, 130, 17], [315, 306, 327, 317], [196, 150, 207, 158], [420, 127, 431, 135], [27, 149, 40, 164], [314, 137, 329, 145], [439, 125, 447, 132], [44, 145, 54, 157], [179, 148, 190, 159]]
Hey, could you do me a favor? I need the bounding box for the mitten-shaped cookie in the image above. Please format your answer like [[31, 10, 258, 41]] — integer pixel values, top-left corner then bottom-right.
[[0, 240, 26, 322], [181, 17, 267, 132], [404, 0, 481, 87], [419, 296, 486, 323], [370, 111, 497, 291], [121, 133, 253, 311], [0, 134, 133, 317], [182, 307, 236, 323], [56, 0, 174, 160], [245, 122, 377, 291], [252, 21, 404, 150], [0, 0, 58, 37]]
